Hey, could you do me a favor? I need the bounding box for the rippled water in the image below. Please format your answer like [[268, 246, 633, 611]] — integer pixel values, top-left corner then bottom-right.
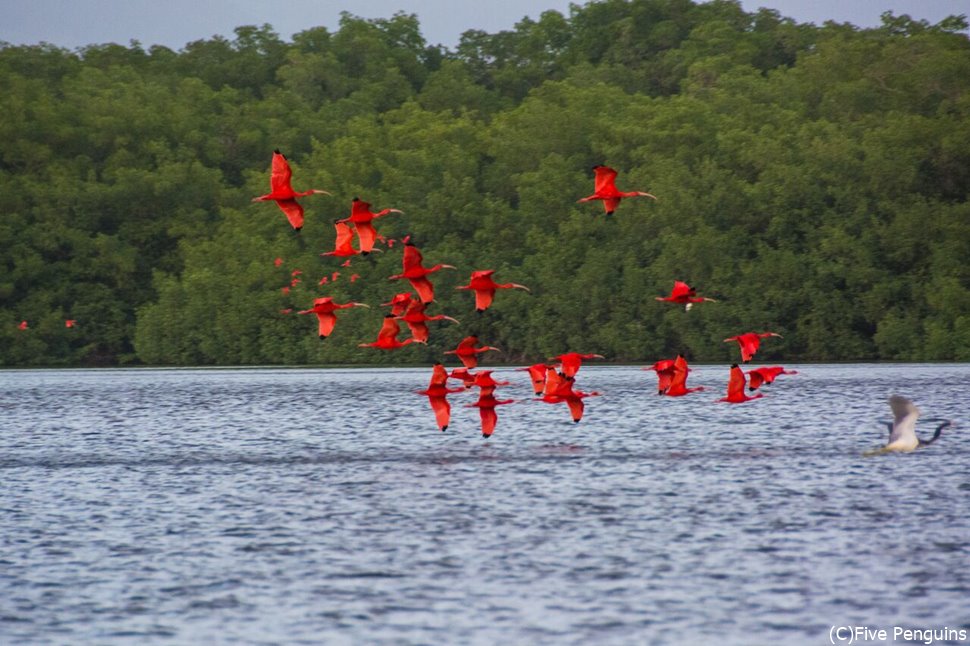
[[1, 364, 968, 645]]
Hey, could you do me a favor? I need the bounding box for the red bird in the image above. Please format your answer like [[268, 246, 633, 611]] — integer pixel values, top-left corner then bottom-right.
[[466, 390, 515, 438], [65, 319, 77, 328], [665, 354, 705, 397], [747, 366, 798, 391], [448, 367, 477, 389], [382, 292, 415, 317], [718, 364, 764, 403], [551, 352, 604, 379], [251, 150, 330, 231], [337, 197, 402, 255], [396, 299, 459, 343], [358, 315, 425, 350], [577, 165, 656, 215], [416, 363, 465, 431], [17, 320, 28, 330], [444, 335, 500, 369], [455, 270, 530, 312], [537, 368, 600, 423], [724, 331, 783, 363], [388, 241, 456, 303], [321, 221, 363, 259], [299, 297, 368, 339], [471, 370, 511, 394], [645, 358, 676, 395], [655, 281, 717, 311], [518, 363, 556, 396]]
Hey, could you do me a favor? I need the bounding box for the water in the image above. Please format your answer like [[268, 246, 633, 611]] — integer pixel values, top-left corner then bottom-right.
[[1, 364, 968, 645]]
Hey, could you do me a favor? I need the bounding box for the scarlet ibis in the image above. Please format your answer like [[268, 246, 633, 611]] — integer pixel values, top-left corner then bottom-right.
[[645, 358, 676, 395], [537, 368, 600, 423], [444, 335, 500, 369], [551, 352, 604, 378], [455, 270, 530, 312], [396, 299, 459, 343], [746, 366, 798, 391], [655, 281, 717, 311], [251, 150, 330, 231], [382, 292, 415, 317], [321, 221, 365, 259], [17, 320, 27, 330], [717, 364, 764, 403], [388, 241, 456, 303], [416, 363, 465, 431], [577, 165, 656, 215], [864, 395, 953, 455], [517, 363, 556, 396], [274, 257, 284, 267], [299, 297, 368, 339], [724, 331, 782, 363], [665, 355, 705, 397], [337, 197, 402, 255], [448, 367, 477, 389], [471, 370, 511, 394], [466, 391, 515, 438], [358, 315, 425, 350], [65, 319, 76, 328]]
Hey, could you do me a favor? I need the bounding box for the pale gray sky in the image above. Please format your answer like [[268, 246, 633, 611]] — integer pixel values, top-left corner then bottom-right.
[[0, 0, 966, 51]]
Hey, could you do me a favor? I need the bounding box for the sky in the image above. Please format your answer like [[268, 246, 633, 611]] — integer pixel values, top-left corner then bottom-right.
[[0, 0, 966, 51]]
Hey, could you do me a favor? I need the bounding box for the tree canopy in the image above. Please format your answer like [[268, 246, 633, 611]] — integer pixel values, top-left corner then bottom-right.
[[2, 3, 968, 366]]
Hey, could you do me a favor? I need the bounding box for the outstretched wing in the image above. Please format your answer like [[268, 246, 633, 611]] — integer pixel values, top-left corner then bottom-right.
[[275, 199, 304, 230], [270, 151, 293, 193], [888, 395, 919, 445], [593, 165, 618, 194]]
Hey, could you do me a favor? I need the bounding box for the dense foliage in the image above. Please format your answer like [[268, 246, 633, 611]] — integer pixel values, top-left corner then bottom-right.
[[2, 1, 968, 366]]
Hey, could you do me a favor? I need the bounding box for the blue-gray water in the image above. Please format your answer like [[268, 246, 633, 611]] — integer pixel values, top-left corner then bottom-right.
[[1, 364, 968, 645]]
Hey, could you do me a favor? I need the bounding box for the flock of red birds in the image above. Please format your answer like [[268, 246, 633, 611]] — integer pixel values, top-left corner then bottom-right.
[[252, 151, 800, 438]]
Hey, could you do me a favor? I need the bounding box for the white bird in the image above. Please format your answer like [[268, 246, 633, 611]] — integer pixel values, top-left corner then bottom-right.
[[865, 395, 952, 455]]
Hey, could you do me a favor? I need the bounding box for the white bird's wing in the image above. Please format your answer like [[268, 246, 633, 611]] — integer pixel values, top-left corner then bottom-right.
[[888, 395, 920, 445]]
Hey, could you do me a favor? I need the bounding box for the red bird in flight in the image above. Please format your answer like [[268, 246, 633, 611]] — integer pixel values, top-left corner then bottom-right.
[[358, 315, 424, 350], [444, 335, 500, 369], [251, 150, 330, 231], [724, 331, 782, 363], [396, 299, 459, 343], [299, 297, 368, 339], [388, 241, 456, 303], [518, 363, 556, 396], [416, 363, 465, 431], [337, 197, 402, 255], [537, 368, 600, 423], [577, 165, 656, 215], [382, 292, 415, 317], [321, 220, 364, 259], [746, 366, 798, 391], [551, 352, 604, 378], [655, 281, 717, 311], [718, 364, 764, 403], [455, 270, 530, 312], [664, 354, 705, 397]]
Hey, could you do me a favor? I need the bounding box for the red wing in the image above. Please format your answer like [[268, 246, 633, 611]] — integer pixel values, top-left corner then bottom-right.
[[355, 222, 378, 253], [402, 245, 424, 273], [409, 276, 436, 304], [270, 152, 293, 193], [566, 397, 585, 422], [275, 199, 304, 230], [430, 364, 449, 387], [428, 396, 451, 430], [474, 289, 495, 311], [747, 369, 765, 390], [333, 222, 356, 253], [480, 407, 498, 437], [376, 317, 401, 342], [670, 281, 691, 299], [543, 368, 566, 397], [405, 321, 429, 342], [657, 370, 674, 393], [593, 165, 618, 194], [316, 312, 337, 337], [726, 365, 747, 399]]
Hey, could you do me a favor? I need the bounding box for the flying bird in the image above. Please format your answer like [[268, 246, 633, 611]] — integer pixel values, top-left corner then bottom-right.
[[416, 363, 465, 431], [448, 367, 477, 389], [382, 292, 415, 317], [337, 197, 402, 255], [746, 366, 798, 391], [358, 315, 425, 350], [251, 150, 330, 231], [724, 331, 782, 363], [299, 297, 368, 339], [655, 281, 717, 311], [320, 221, 364, 259], [17, 320, 27, 330], [717, 364, 763, 403], [664, 355, 705, 397], [444, 335, 500, 369], [455, 270, 530, 312], [518, 363, 556, 396], [388, 241, 456, 303], [551, 352, 604, 379], [864, 395, 953, 455], [537, 368, 600, 423], [577, 165, 656, 215], [396, 299, 459, 343]]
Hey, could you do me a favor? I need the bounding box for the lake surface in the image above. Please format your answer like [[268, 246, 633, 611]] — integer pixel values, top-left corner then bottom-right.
[[1, 364, 968, 645]]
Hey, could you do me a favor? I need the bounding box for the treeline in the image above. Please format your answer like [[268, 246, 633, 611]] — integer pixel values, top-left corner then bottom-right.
[[1, 1, 968, 366]]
